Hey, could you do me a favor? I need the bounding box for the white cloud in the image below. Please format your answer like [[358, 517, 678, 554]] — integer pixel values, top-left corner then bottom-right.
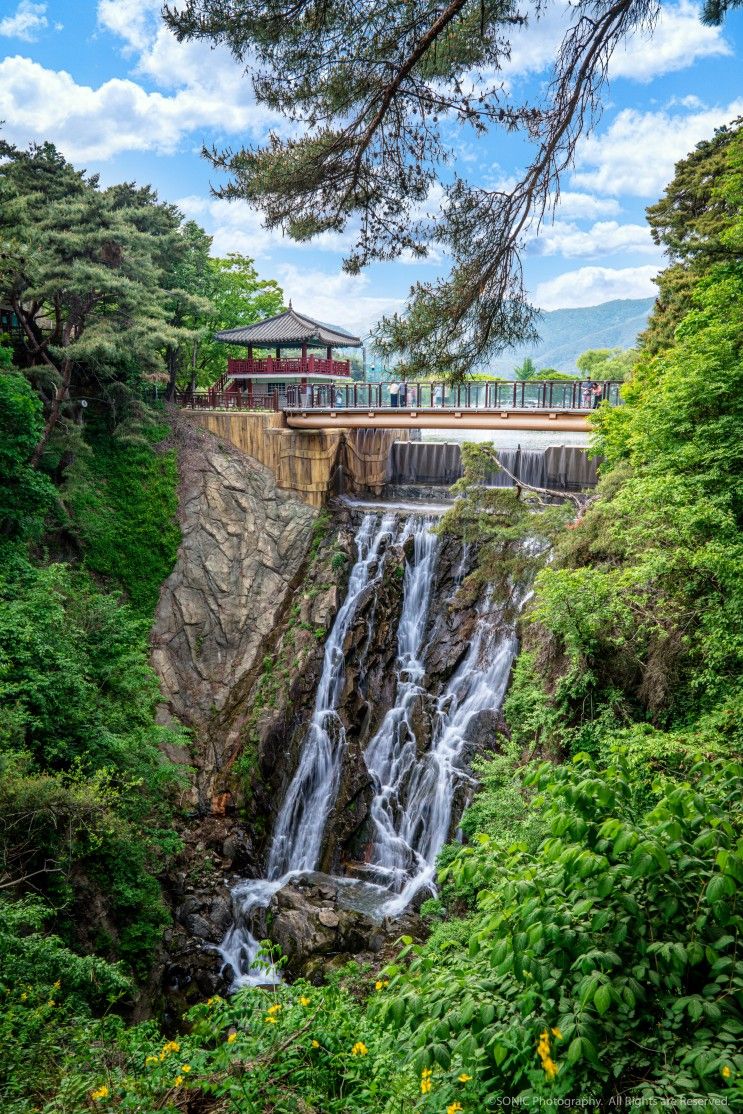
[[502, 2, 729, 85], [573, 99, 743, 196], [609, 0, 731, 81], [275, 264, 404, 338], [551, 192, 622, 221], [0, 1, 48, 41], [177, 195, 357, 257], [532, 219, 657, 258], [0, 54, 278, 162], [533, 265, 660, 310], [96, 0, 161, 53]]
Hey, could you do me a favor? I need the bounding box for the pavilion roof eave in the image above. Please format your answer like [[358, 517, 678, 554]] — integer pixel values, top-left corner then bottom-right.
[[215, 304, 362, 348]]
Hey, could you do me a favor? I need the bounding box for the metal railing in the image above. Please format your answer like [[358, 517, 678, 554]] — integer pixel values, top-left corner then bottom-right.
[[178, 389, 280, 411], [176, 380, 622, 413], [283, 380, 622, 411]]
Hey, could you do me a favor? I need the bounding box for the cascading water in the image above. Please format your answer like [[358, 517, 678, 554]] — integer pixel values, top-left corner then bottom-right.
[[361, 534, 518, 914], [268, 512, 396, 877], [375, 612, 517, 916], [218, 512, 395, 986], [218, 508, 521, 987]]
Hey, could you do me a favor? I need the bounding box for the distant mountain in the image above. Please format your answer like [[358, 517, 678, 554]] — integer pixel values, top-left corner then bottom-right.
[[499, 297, 655, 374]]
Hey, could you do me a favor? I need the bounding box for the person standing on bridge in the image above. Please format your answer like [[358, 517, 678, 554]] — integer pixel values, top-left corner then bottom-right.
[[388, 381, 400, 408], [592, 381, 603, 409]]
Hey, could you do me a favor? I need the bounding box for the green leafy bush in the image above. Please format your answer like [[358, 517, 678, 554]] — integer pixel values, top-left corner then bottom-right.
[[375, 752, 743, 1106]]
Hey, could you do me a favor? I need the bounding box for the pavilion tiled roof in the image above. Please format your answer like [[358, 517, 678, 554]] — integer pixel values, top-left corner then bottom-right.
[[214, 305, 362, 348]]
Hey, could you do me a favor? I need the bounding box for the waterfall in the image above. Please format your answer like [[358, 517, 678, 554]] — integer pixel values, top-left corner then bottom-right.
[[362, 520, 439, 893], [363, 546, 518, 914], [218, 510, 520, 987], [218, 512, 395, 987], [268, 512, 395, 877], [377, 616, 517, 916]]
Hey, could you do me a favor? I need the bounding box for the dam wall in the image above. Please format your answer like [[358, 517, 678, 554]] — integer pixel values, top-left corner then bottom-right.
[[184, 410, 405, 507]]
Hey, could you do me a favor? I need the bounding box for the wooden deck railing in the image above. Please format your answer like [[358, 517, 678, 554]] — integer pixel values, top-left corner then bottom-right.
[[227, 356, 352, 377]]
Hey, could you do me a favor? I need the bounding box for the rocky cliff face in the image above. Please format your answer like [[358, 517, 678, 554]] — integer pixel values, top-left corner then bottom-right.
[[151, 419, 317, 807]]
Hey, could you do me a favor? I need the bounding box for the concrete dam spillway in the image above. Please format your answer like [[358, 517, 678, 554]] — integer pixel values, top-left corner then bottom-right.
[[386, 441, 599, 492]]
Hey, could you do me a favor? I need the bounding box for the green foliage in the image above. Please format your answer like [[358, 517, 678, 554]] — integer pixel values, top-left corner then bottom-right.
[[0, 370, 56, 541], [194, 253, 284, 385], [64, 422, 180, 614], [0, 353, 185, 978], [439, 442, 572, 598], [514, 355, 538, 380], [642, 121, 742, 353], [0, 896, 133, 1111], [575, 347, 638, 380], [0, 141, 190, 462], [375, 752, 743, 1106], [3, 979, 419, 1113]]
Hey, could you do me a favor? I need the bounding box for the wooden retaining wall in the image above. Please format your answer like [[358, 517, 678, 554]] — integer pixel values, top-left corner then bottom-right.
[[184, 410, 404, 507]]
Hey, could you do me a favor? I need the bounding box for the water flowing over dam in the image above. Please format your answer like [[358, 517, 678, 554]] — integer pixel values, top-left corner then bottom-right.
[[388, 441, 599, 491], [218, 510, 520, 987]]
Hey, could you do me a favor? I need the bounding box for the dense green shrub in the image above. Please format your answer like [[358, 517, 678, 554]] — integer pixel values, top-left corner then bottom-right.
[[375, 751, 743, 1106], [65, 423, 180, 615], [0, 371, 56, 541]]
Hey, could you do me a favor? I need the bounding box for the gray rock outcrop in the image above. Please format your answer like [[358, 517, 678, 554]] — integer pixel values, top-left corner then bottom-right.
[[151, 420, 316, 803], [153, 422, 316, 728]]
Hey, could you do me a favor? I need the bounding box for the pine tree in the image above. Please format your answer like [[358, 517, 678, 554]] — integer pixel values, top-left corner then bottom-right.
[[165, 0, 742, 378]]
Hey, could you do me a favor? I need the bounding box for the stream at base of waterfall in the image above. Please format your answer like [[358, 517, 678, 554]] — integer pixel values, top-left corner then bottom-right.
[[218, 511, 519, 988]]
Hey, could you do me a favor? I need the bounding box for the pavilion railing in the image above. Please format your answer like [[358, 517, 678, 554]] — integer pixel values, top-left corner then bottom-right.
[[227, 356, 352, 377]]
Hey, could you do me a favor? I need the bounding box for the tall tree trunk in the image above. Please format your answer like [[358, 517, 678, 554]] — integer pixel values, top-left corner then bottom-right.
[[30, 355, 72, 468], [165, 344, 178, 401]]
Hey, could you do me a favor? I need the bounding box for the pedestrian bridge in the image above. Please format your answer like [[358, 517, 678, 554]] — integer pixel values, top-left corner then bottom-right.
[[182, 380, 620, 434]]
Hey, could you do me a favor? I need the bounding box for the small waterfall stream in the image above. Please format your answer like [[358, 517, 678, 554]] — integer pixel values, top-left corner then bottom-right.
[[218, 509, 520, 987]]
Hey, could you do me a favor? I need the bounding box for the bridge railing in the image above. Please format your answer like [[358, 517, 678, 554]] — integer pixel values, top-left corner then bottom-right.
[[178, 389, 280, 411], [284, 380, 622, 411]]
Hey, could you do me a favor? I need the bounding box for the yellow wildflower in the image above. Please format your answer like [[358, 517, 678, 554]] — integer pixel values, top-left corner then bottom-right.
[[180, 1065, 191, 1073], [226, 1032, 237, 1044], [311, 1039, 320, 1049], [722, 1065, 732, 1079], [90, 1086, 109, 1102], [174, 1075, 184, 1087], [447, 1104, 464, 1114], [264, 1015, 278, 1024], [374, 979, 389, 991], [299, 995, 311, 1006], [267, 1003, 282, 1015], [145, 1056, 159, 1067], [161, 1040, 180, 1056], [53, 980, 61, 990], [551, 1027, 563, 1040], [206, 997, 215, 1007], [351, 1041, 368, 1056], [421, 1067, 433, 1094], [536, 1029, 559, 1080], [458, 1073, 472, 1082]]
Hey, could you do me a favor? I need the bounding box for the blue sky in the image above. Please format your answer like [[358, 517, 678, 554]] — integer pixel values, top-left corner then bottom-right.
[[1, 0, 742, 338]]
